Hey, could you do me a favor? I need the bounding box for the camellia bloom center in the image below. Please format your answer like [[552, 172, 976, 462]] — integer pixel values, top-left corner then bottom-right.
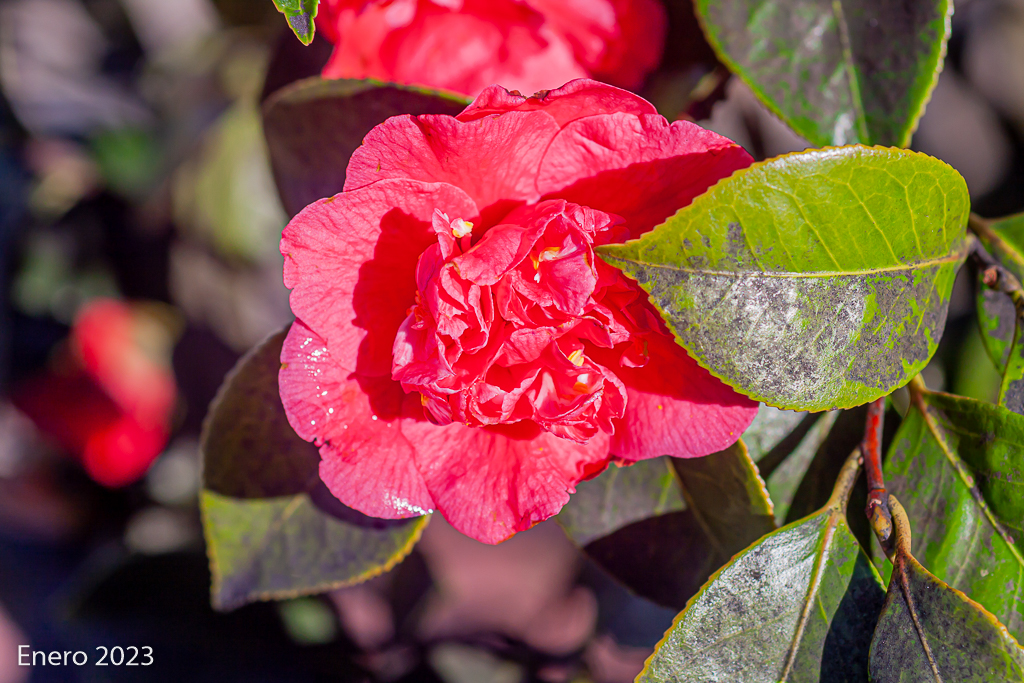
[[394, 201, 642, 442]]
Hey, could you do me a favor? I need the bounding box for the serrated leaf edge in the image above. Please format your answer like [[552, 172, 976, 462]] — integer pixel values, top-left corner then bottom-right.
[[201, 490, 430, 611], [879, 495, 1024, 680]]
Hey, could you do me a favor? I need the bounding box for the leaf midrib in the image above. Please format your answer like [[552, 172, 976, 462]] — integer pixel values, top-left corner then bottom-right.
[[830, 0, 870, 142], [600, 251, 963, 279], [896, 556, 945, 682], [779, 510, 840, 680]]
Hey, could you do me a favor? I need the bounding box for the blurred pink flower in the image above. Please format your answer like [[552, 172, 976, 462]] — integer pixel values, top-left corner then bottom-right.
[[315, 0, 667, 96], [279, 80, 757, 544]]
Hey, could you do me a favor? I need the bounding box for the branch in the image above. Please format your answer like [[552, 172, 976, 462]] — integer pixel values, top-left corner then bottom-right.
[[862, 397, 892, 556], [968, 214, 1024, 324]]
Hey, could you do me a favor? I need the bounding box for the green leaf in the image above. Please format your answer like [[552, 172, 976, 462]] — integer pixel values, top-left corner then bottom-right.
[[694, 0, 950, 147], [272, 0, 319, 45], [582, 440, 775, 610], [263, 77, 469, 216], [597, 146, 970, 411], [884, 386, 1024, 641], [671, 440, 777, 553], [201, 327, 427, 611], [974, 213, 1024, 376], [869, 495, 1024, 682], [977, 283, 1016, 374], [557, 458, 685, 546], [639, 451, 885, 682], [1000, 323, 1024, 414], [783, 406, 868, 525]]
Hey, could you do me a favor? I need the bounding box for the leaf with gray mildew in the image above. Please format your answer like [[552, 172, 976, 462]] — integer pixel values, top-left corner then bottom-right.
[[263, 77, 469, 216], [695, 0, 950, 147], [598, 146, 970, 411], [869, 496, 1024, 682], [201, 327, 427, 610], [639, 452, 884, 682], [557, 457, 685, 547], [582, 441, 775, 610], [884, 387, 1024, 641], [272, 0, 319, 45]]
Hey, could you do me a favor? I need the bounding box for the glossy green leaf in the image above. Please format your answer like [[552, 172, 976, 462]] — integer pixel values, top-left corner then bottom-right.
[[695, 0, 950, 147], [272, 0, 319, 45], [598, 146, 970, 411], [639, 452, 885, 682], [201, 327, 427, 610], [263, 77, 468, 216], [975, 213, 1024, 376], [884, 387, 1024, 640], [869, 496, 1024, 682], [557, 458, 685, 546], [583, 441, 775, 610]]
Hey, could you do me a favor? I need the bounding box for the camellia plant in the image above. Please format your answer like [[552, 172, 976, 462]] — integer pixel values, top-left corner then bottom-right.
[[201, 0, 1024, 679]]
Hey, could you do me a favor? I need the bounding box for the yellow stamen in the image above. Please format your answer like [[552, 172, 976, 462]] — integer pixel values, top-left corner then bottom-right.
[[567, 349, 585, 366], [451, 218, 474, 238]]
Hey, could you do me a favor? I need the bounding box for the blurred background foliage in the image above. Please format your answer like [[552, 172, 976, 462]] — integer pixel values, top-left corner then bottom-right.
[[0, 0, 1020, 681]]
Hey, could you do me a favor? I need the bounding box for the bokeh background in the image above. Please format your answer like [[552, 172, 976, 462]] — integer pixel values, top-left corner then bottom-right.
[[0, 0, 1020, 680]]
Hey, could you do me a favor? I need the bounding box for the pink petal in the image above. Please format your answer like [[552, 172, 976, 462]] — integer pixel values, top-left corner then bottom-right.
[[523, 0, 667, 90], [282, 179, 478, 377], [458, 78, 655, 126], [607, 336, 758, 460], [401, 420, 611, 543], [537, 113, 753, 239], [344, 111, 561, 225], [280, 321, 435, 518]]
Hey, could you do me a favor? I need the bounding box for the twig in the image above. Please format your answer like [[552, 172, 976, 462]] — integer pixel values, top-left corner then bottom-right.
[[862, 397, 892, 555], [968, 214, 1024, 324]]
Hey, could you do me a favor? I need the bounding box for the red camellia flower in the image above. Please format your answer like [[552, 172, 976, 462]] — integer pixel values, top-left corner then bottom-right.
[[280, 80, 759, 543], [13, 299, 177, 487], [315, 0, 666, 97]]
